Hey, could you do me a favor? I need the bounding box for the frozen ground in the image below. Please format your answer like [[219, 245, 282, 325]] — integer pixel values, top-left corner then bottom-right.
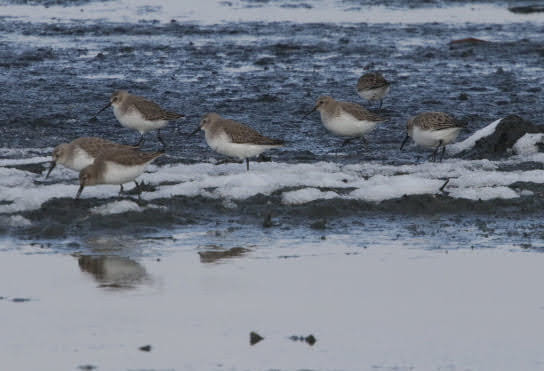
[[1, 0, 544, 369]]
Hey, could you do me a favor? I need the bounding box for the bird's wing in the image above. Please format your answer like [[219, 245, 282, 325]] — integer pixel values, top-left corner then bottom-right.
[[223, 119, 284, 145], [339, 102, 385, 122], [415, 112, 464, 131], [357, 73, 389, 90], [131, 96, 184, 121]]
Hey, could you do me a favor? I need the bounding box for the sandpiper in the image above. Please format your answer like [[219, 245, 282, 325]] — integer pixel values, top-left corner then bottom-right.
[[188, 113, 284, 171], [400, 112, 465, 162], [76, 148, 163, 199], [46, 137, 136, 178], [94, 90, 184, 147], [356, 72, 390, 109], [304, 96, 385, 146]]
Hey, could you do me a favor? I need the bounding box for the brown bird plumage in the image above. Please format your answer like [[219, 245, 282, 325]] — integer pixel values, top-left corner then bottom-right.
[[357, 72, 390, 91], [407, 112, 464, 131]]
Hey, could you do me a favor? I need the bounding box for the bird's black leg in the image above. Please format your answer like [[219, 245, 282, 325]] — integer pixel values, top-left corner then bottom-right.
[[246, 158, 250, 171], [430, 140, 443, 162], [157, 129, 166, 148], [400, 135, 410, 150], [439, 145, 446, 162], [379, 99, 383, 110], [119, 184, 124, 195], [133, 181, 141, 200], [430, 146, 439, 162], [134, 133, 145, 147], [342, 137, 355, 147]]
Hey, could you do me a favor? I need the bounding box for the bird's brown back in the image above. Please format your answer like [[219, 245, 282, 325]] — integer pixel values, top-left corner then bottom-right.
[[219, 119, 284, 145], [338, 101, 385, 122], [357, 72, 389, 91], [128, 95, 184, 121], [410, 112, 464, 131], [95, 147, 164, 166], [73, 137, 136, 157]]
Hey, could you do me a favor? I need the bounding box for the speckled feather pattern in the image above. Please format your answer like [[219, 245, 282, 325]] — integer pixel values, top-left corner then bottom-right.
[[356, 72, 390, 92], [407, 112, 464, 131], [120, 94, 184, 121], [72, 137, 136, 157], [337, 101, 385, 122], [212, 118, 284, 145]]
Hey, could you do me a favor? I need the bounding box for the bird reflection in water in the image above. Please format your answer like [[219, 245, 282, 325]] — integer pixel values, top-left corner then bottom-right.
[[77, 255, 149, 290], [198, 246, 251, 264]]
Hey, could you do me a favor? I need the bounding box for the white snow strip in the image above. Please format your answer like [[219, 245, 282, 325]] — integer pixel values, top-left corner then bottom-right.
[[0, 157, 50, 167], [2, 145, 544, 213], [0, 1, 542, 25], [513, 133, 544, 155], [282, 187, 340, 205], [91, 200, 143, 215], [448, 118, 503, 155]]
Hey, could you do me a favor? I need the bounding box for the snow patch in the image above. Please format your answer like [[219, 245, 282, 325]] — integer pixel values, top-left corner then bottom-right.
[[282, 188, 340, 205], [513, 133, 544, 155], [5, 215, 32, 227], [448, 118, 503, 155], [91, 200, 143, 215]]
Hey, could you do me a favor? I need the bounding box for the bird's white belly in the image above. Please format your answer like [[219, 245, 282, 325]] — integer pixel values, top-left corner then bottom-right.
[[63, 148, 95, 171], [103, 161, 147, 185], [357, 85, 390, 101], [412, 126, 462, 148], [321, 112, 377, 137], [205, 132, 279, 160], [113, 107, 167, 134]]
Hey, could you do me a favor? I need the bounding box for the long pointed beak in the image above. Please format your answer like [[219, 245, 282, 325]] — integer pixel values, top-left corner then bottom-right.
[[45, 161, 56, 179], [93, 101, 112, 117], [302, 106, 317, 119], [188, 126, 201, 138], [400, 134, 410, 150], [75, 184, 85, 200]]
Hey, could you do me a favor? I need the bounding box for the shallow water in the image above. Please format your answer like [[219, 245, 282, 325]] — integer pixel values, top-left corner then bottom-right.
[[1, 0, 544, 369]]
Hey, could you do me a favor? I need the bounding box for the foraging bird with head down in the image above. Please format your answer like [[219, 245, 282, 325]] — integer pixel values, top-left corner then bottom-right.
[[400, 111, 465, 162], [76, 147, 163, 199], [356, 72, 391, 109], [46, 137, 136, 179]]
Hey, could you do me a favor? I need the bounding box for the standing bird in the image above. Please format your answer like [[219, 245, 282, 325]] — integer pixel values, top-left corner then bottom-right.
[[188, 113, 284, 171], [76, 147, 163, 199], [94, 90, 184, 147], [46, 137, 137, 178], [356, 72, 391, 109], [304, 96, 385, 146], [400, 112, 465, 162]]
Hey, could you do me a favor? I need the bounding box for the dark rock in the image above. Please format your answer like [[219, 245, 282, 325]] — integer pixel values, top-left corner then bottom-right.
[[310, 219, 326, 230], [458, 93, 469, 100], [459, 115, 544, 160], [305, 334, 317, 346], [139, 345, 152, 352], [262, 213, 273, 228], [12, 298, 31, 303], [78, 365, 97, 371], [250, 331, 264, 345], [509, 6, 544, 14], [450, 37, 489, 44]]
